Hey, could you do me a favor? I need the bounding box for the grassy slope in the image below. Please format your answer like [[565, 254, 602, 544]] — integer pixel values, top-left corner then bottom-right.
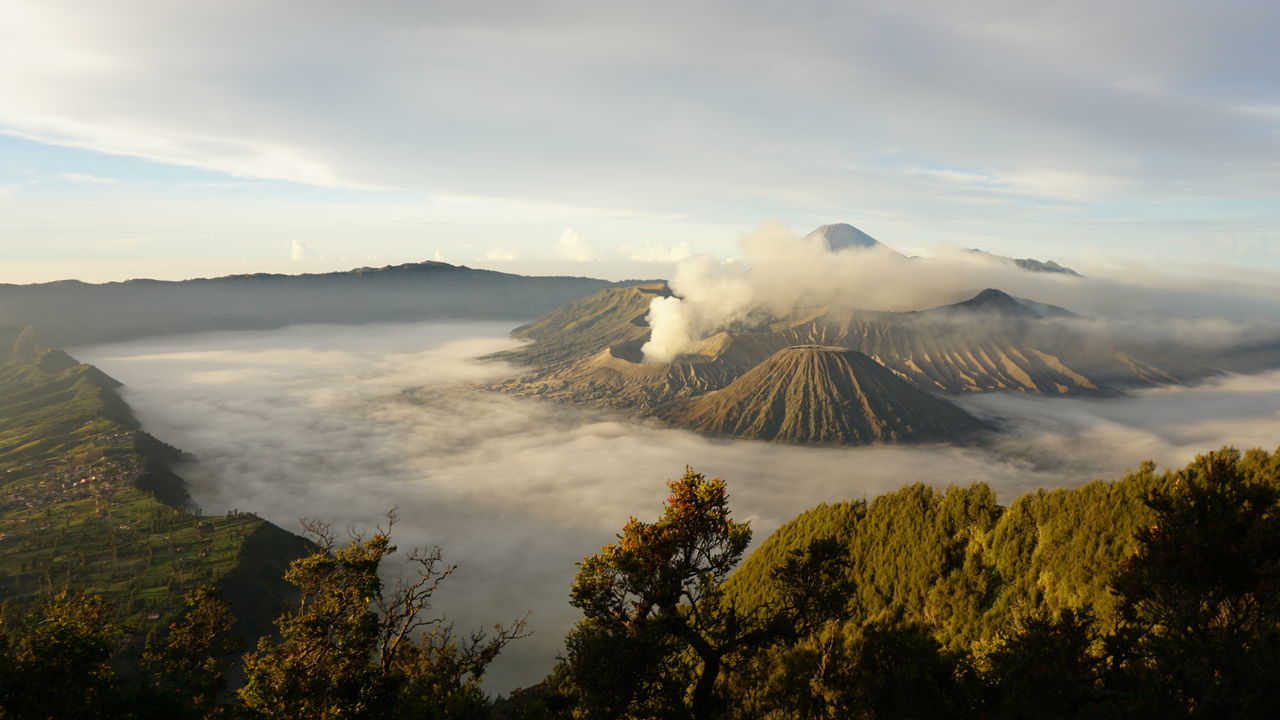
[[0, 327, 308, 642]]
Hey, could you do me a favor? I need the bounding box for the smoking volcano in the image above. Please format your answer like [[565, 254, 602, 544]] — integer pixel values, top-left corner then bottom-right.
[[491, 223, 1277, 447]]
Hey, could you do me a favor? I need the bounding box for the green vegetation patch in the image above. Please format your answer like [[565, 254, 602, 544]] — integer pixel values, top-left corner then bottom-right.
[[0, 327, 305, 638]]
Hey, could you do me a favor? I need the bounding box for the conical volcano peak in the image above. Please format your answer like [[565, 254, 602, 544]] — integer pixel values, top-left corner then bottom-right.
[[653, 345, 987, 445], [967, 288, 1020, 308], [801, 223, 884, 252], [780, 344, 848, 353], [940, 288, 1074, 319]]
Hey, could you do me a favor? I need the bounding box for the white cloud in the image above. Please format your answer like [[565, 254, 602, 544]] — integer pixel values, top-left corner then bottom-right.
[[554, 227, 595, 262], [907, 167, 995, 187], [58, 172, 117, 183], [1234, 104, 1280, 119], [620, 240, 693, 263], [906, 166, 1130, 202], [483, 248, 518, 262], [423, 194, 642, 225], [994, 168, 1131, 202], [0, 185, 16, 201], [2, 0, 1276, 215], [289, 240, 313, 261]]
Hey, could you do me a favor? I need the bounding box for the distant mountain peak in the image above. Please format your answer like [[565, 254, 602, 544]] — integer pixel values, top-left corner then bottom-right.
[[942, 288, 1074, 319], [802, 223, 886, 252], [964, 248, 1081, 276], [967, 288, 1021, 309]]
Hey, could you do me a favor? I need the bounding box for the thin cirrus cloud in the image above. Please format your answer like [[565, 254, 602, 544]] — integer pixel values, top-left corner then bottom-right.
[[2, 0, 1279, 277]]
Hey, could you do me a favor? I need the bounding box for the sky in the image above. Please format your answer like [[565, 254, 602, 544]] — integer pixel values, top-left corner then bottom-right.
[[3, 0, 1279, 283]]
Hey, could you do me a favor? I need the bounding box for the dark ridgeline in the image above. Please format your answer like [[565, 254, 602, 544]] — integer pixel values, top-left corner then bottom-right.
[[0, 261, 628, 346]]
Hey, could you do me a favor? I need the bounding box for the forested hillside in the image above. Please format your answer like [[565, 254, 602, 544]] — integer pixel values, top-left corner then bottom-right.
[[726, 463, 1170, 650], [522, 448, 1280, 719], [0, 327, 309, 643]]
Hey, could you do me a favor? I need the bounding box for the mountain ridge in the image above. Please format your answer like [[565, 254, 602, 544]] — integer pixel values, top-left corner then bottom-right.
[[0, 327, 311, 644], [0, 261, 637, 346]]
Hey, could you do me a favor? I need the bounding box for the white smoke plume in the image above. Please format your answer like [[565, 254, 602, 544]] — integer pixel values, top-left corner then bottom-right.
[[641, 222, 1280, 363]]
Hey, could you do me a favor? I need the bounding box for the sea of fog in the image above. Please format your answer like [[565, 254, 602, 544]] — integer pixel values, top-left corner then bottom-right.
[[74, 321, 1280, 692]]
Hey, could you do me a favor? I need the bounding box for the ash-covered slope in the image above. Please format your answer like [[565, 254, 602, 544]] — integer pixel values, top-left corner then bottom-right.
[[490, 283, 667, 368], [653, 346, 987, 444], [493, 284, 1208, 415]]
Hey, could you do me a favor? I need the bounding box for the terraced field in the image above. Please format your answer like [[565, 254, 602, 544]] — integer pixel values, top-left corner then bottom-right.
[[0, 327, 308, 642]]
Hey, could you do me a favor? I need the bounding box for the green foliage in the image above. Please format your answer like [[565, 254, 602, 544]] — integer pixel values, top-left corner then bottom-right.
[[239, 523, 393, 719], [972, 609, 1103, 719], [0, 589, 124, 719], [565, 468, 854, 720], [0, 531, 523, 720], [1106, 448, 1280, 717], [729, 483, 1002, 649], [566, 468, 753, 719], [986, 467, 1165, 630], [240, 515, 526, 720], [137, 586, 242, 719], [0, 334, 307, 639], [682, 449, 1280, 718]]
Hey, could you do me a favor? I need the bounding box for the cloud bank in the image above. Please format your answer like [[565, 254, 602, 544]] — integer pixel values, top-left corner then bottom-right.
[[75, 321, 1280, 692]]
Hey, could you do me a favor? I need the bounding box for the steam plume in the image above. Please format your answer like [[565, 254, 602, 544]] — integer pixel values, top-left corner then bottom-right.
[[641, 222, 1280, 363]]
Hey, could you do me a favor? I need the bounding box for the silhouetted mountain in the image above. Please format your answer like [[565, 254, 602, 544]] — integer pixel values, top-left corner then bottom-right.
[[964, 247, 1082, 276], [0, 261, 629, 346]]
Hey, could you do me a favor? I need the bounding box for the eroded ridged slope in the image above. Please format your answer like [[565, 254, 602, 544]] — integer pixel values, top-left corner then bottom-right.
[[493, 288, 1211, 416], [653, 346, 987, 444]]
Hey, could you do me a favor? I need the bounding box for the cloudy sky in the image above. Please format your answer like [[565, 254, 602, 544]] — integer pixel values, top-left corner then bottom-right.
[[3, 0, 1278, 283]]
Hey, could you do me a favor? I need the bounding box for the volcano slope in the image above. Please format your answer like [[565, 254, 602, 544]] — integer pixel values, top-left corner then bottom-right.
[[489, 280, 1226, 446], [652, 346, 989, 444]]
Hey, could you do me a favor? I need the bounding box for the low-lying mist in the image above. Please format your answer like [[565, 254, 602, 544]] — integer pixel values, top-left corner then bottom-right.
[[75, 322, 1280, 692]]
